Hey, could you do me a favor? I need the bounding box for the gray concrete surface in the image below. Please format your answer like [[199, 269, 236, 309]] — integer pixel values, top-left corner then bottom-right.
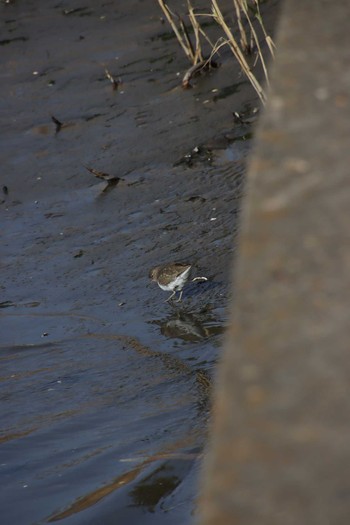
[[199, 1, 350, 523]]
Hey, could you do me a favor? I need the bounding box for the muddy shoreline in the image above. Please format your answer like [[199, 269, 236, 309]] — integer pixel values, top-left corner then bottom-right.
[[1, 1, 279, 523]]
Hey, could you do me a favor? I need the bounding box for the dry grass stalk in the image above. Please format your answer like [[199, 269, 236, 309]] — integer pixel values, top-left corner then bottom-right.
[[158, 0, 202, 64], [158, 0, 217, 67], [211, 0, 266, 102], [254, 0, 276, 57], [237, 1, 269, 86], [233, 0, 250, 52], [158, 0, 195, 62], [157, 0, 274, 103], [233, 0, 275, 87], [234, 1, 276, 57], [187, 0, 204, 63]]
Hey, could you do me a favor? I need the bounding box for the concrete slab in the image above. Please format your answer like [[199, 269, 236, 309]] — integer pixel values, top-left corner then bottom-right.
[[199, 1, 350, 523]]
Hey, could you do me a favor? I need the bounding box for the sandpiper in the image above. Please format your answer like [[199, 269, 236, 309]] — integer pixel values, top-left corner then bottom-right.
[[149, 262, 192, 302]]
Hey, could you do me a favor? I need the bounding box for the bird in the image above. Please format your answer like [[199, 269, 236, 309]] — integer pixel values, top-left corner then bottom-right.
[[149, 262, 192, 302]]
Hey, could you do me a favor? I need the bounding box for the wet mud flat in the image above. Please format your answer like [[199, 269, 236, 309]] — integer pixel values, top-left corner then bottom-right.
[[1, 1, 279, 524]]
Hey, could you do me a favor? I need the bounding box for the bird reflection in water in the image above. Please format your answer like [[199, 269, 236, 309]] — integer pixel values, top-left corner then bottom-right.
[[152, 309, 224, 342]]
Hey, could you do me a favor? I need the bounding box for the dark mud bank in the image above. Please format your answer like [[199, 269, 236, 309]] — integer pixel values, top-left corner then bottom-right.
[[1, 1, 280, 523]]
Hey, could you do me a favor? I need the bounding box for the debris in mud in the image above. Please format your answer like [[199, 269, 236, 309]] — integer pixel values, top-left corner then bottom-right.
[[44, 212, 64, 219], [62, 7, 90, 16], [83, 113, 104, 122], [31, 65, 64, 78], [232, 107, 259, 125], [51, 115, 63, 133], [233, 132, 253, 142], [83, 165, 120, 183], [185, 195, 206, 204], [174, 145, 213, 168], [182, 59, 218, 89], [126, 177, 145, 187], [1, 185, 9, 204], [83, 165, 122, 193], [163, 224, 178, 231], [73, 250, 84, 258], [232, 111, 246, 125], [0, 301, 15, 308], [1, 300, 41, 309], [178, 108, 258, 165], [105, 68, 121, 91], [0, 36, 28, 45], [25, 302, 41, 308]]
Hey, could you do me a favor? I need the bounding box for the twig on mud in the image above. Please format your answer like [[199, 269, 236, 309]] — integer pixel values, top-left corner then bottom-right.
[[105, 68, 121, 91], [182, 58, 217, 89], [62, 7, 88, 16], [51, 115, 63, 133], [83, 165, 122, 192]]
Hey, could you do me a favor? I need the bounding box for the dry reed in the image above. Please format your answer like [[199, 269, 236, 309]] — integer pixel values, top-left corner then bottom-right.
[[157, 0, 275, 103]]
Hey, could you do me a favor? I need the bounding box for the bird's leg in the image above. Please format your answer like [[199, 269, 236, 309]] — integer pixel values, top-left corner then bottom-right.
[[165, 290, 176, 302], [175, 290, 183, 302]]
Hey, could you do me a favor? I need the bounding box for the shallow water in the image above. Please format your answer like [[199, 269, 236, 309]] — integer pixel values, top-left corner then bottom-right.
[[0, 0, 278, 522]]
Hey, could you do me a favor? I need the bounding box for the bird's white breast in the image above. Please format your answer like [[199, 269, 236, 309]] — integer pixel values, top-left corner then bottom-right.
[[158, 267, 191, 291]]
